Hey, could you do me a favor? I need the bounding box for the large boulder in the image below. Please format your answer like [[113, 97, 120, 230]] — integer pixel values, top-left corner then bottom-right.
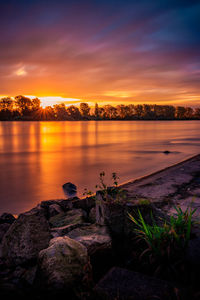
[[1, 207, 51, 266], [37, 236, 92, 294], [94, 267, 179, 300]]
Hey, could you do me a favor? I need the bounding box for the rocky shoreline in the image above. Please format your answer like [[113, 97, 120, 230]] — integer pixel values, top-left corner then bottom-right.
[[1, 154, 200, 299]]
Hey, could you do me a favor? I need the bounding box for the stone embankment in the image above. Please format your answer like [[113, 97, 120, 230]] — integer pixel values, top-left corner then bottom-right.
[[0, 154, 200, 299]]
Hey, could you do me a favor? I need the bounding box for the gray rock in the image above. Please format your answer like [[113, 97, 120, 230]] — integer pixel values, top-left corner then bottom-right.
[[48, 204, 63, 217], [62, 182, 77, 198], [67, 224, 112, 255], [72, 196, 95, 212], [37, 236, 92, 292], [41, 199, 73, 212], [51, 222, 91, 238], [40, 200, 58, 208], [0, 213, 15, 224], [49, 209, 86, 228], [57, 198, 75, 210], [1, 208, 51, 266], [94, 267, 178, 300]]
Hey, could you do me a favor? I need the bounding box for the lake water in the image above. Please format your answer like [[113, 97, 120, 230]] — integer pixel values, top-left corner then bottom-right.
[[0, 120, 200, 214]]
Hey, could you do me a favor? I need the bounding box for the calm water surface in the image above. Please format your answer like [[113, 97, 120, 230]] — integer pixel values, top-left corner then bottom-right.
[[0, 121, 200, 214]]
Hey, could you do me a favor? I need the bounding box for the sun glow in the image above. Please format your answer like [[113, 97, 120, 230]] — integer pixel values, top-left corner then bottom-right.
[[25, 96, 81, 108]]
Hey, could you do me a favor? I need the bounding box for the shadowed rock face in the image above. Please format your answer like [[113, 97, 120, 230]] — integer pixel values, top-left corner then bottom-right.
[[94, 267, 178, 300], [62, 182, 77, 198], [0, 213, 15, 243], [1, 208, 51, 266]]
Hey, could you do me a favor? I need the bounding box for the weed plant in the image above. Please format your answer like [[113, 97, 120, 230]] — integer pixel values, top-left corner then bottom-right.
[[83, 171, 126, 203], [128, 205, 197, 279]]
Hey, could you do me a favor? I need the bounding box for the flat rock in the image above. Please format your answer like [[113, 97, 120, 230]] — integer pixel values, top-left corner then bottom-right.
[[67, 224, 111, 255], [1, 208, 51, 266], [49, 208, 86, 228], [94, 267, 178, 300], [51, 222, 91, 238]]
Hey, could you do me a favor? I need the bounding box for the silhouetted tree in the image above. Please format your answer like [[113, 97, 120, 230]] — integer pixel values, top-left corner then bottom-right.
[[175, 106, 186, 119], [43, 106, 56, 120], [103, 105, 117, 119], [134, 105, 143, 119], [116, 105, 127, 119], [66, 105, 81, 120], [32, 98, 41, 111], [0, 97, 14, 111], [194, 108, 200, 119], [15, 95, 33, 116], [80, 103, 90, 118], [94, 103, 99, 119], [0, 95, 199, 121], [184, 107, 193, 119], [53, 103, 69, 120]]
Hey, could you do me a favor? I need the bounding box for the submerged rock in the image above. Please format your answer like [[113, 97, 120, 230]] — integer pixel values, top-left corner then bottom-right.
[[1, 208, 51, 266], [62, 182, 77, 198], [37, 236, 92, 293], [163, 150, 171, 154]]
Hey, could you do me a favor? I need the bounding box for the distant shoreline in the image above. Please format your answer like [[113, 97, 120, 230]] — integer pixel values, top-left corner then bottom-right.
[[1, 119, 200, 122]]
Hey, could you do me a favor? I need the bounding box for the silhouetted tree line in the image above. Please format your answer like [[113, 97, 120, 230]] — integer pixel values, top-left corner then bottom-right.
[[0, 95, 200, 121]]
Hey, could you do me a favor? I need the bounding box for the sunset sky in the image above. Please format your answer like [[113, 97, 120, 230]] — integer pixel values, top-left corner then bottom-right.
[[0, 0, 200, 107]]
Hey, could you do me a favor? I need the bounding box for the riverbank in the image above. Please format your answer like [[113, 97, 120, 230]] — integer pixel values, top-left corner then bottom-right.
[[1, 154, 200, 299], [121, 153, 200, 218]]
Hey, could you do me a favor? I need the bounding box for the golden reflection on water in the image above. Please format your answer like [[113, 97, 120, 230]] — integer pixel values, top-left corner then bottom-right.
[[0, 120, 200, 214]]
